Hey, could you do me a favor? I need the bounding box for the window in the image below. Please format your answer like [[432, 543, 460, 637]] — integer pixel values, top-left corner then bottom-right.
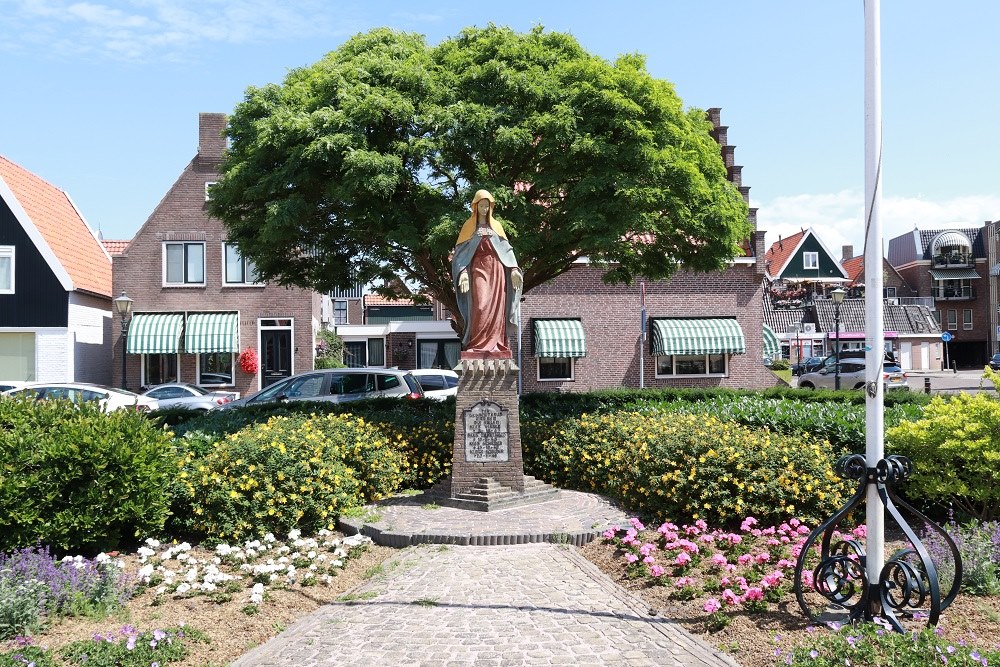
[[164, 242, 205, 285], [655, 353, 727, 377], [933, 310, 942, 325], [142, 354, 178, 387], [803, 252, 819, 270], [947, 310, 958, 331], [884, 287, 897, 298], [963, 309, 973, 330], [334, 300, 348, 325], [198, 352, 233, 385], [538, 357, 573, 381], [417, 340, 461, 369], [0, 246, 13, 293], [205, 182, 217, 201], [367, 338, 385, 367], [329, 372, 374, 395], [223, 243, 260, 285], [344, 341, 366, 367], [377, 373, 401, 390]]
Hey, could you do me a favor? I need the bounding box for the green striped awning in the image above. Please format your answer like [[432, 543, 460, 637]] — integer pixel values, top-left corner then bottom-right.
[[929, 268, 980, 280], [126, 313, 184, 354], [533, 319, 586, 358], [762, 324, 780, 359], [650, 318, 746, 356], [185, 312, 239, 354]]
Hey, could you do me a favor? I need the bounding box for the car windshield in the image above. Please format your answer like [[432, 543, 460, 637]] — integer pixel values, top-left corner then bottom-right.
[[182, 384, 210, 395]]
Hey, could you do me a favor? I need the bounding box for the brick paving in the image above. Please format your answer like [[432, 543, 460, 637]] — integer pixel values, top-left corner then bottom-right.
[[232, 542, 740, 666]]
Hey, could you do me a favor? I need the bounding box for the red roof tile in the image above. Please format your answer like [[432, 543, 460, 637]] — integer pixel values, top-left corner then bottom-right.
[[0, 156, 111, 297], [842, 255, 865, 285], [102, 239, 131, 256], [364, 294, 417, 307], [764, 229, 808, 278]]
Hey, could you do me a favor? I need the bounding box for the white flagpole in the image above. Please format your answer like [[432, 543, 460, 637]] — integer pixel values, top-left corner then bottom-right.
[[864, 0, 885, 587]]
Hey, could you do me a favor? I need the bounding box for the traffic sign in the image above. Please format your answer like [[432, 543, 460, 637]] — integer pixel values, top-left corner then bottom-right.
[[941, 332, 954, 343]]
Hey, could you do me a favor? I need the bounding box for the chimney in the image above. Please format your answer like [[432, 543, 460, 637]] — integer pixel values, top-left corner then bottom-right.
[[842, 245, 854, 261], [198, 113, 227, 160]]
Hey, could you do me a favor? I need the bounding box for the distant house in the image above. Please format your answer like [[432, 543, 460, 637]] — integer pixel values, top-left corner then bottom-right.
[[0, 156, 113, 383], [765, 228, 850, 286], [111, 113, 321, 395], [840, 245, 915, 300], [888, 227, 992, 367]]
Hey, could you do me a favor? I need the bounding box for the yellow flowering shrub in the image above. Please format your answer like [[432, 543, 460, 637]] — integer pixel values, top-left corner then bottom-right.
[[887, 392, 1000, 521], [374, 419, 454, 489], [536, 412, 850, 526], [174, 413, 405, 540]]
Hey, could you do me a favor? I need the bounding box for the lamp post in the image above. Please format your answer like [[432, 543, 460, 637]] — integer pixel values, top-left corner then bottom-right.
[[114, 291, 133, 390], [832, 287, 847, 390]]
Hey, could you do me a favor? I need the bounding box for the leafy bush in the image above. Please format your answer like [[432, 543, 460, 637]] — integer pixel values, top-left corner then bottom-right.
[[783, 621, 1000, 666], [314, 329, 346, 369], [887, 393, 1000, 521], [173, 413, 406, 540], [0, 643, 53, 667], [0, 398, 178, 552], [536, 412, 850, 526], [769, 358, 790, 370], [0, 546, 133, 640]]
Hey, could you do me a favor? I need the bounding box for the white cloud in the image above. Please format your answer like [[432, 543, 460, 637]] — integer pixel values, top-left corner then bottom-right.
[[2, 0, 352, 61], [755, 190, 1000, 259]]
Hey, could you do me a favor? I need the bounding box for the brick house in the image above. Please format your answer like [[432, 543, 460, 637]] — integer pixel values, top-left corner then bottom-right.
[[888, 227, 993, 367], [0, 156, 113, 384], [517, 109, 778, 392], [111, 113, 321, 395]]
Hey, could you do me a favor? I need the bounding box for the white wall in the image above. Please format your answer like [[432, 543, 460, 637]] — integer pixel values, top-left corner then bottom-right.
[[35, 328, 71, 382], [68, 294, 112, 384]]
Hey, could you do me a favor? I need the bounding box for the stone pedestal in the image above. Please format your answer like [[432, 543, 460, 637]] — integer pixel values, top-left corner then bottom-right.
[[426, 358, 558, 511]]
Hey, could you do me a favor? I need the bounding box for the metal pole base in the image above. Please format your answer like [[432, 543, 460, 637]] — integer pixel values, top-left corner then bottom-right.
[[793, 455, 962, 632]]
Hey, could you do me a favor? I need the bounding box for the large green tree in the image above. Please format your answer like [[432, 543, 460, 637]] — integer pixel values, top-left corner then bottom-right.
[[210, 25, 751, 337]]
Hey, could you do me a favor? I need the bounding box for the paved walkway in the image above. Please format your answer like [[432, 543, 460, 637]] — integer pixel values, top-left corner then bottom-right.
[[231, 542, 739, 667]]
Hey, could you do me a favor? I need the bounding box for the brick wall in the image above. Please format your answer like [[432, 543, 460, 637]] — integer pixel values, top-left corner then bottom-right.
[[112, 113, 320, 396], [518, 263, 780, 392]]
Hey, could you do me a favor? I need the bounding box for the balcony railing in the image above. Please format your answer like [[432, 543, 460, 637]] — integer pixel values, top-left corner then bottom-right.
[[932, 252, 974, 268], [932, 286, 976, 300], [896, 296, 935, 308]]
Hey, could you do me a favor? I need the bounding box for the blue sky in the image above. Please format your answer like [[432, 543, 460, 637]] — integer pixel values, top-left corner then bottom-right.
[[2, 0, 999, 258]]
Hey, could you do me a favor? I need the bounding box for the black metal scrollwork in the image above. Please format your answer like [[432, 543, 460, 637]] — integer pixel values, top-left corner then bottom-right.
[[793, 454, 962, 632]]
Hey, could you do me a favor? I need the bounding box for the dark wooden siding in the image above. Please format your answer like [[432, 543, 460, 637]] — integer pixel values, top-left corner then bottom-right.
[[0, 198, 68, 327]]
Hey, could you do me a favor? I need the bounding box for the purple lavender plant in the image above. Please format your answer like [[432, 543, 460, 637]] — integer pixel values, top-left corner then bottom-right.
[[922, 519, 1000, 596]]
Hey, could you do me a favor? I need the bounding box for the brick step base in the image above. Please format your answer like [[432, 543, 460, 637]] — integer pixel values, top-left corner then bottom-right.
[[426, 475, 560, 512]]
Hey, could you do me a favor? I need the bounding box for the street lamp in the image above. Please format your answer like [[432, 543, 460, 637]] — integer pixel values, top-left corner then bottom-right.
[[114, 291, 133, 390], [831, 287, 847, 390]]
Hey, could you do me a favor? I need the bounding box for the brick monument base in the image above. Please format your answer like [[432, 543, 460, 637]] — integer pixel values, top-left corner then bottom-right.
[[425, 358, 559, 511]]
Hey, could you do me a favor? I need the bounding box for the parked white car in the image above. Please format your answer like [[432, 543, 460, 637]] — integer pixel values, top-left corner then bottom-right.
[[409, 368, 459, 400], [1, 383, 160, 412], [0, 380, 26, 393], [141, 382, 239, 410]]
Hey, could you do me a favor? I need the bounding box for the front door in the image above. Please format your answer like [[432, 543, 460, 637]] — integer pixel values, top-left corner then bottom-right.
[[261, 328, 292, 387]]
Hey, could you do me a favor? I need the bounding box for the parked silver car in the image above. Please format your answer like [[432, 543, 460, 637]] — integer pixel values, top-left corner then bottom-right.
[[797, 361, 909, 391], [2, 382, 160, 411], [220, 367, 423, 409], [141, 382, 239, 410]]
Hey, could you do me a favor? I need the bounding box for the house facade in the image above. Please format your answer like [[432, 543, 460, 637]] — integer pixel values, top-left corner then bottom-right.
[[0, 156, 113, 384], [888, 227, 992, 367], [112, 113, 321, 396]]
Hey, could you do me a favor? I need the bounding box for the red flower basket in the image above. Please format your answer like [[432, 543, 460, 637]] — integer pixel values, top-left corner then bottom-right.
[[238, 348, 259, 375]]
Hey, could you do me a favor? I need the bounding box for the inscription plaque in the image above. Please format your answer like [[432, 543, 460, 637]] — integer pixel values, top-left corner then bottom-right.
[[463, 400, 509, 462]]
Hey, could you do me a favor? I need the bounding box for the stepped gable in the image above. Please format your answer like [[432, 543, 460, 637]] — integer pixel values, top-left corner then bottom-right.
[[707, 108, 757, 257]]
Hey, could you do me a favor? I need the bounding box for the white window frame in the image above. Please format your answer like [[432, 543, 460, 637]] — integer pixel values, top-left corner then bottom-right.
[[0, 246, 13, 294], [884, 286, 897, 298], [333, 299, 349, 325], [222, 242, 262, 286], [162, 242, 206, 287], [963, 309, 973, 330], [803, 252, 819, 270], [205, 181, 217, 201], [654, 353, 729, 378], [140, 353, 180, 388], [537, 356, 574, 381], [947, 309, 958, 331], [196, 352, 235, 386]]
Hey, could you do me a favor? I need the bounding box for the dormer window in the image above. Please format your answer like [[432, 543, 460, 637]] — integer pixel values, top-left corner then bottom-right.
[[0, 246, 13, 294]]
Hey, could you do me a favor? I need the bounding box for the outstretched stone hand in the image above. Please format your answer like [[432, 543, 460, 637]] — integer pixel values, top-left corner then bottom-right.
[[511, 269, 523, 291], [458, 270, 470, 293]]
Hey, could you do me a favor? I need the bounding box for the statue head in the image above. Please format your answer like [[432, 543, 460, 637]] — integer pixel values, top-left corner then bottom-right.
[[457, 189, 506, 244]]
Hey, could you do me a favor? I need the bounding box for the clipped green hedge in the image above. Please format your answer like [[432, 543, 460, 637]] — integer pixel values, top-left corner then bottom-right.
[[0, 398, 177, 553]]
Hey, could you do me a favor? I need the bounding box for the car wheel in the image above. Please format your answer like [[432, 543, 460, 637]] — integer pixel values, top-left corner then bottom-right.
[[853, 383, 865, 390], [799, 382, 815, 389]]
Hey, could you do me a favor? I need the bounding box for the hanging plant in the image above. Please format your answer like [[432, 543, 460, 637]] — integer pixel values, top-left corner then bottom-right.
[[238, 347, 259, 375]]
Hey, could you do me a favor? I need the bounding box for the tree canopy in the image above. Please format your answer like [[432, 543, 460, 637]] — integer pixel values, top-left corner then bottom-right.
[[209, 25, 751, 337]]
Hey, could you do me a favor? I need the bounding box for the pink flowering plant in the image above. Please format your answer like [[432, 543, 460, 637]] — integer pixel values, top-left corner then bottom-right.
[[603, 515, 823, 629]]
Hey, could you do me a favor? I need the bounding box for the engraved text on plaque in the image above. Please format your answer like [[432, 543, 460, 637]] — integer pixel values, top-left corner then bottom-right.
[[463, 400, 509, 462]]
